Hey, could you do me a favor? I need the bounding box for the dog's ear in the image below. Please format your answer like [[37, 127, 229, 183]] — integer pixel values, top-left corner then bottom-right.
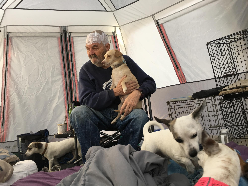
[[201, 130, 209, 143], [34, 142, 43, 149], [192, 100, 206, 120], [154, 116, 172, 128], [114, 50, 123, 58], [202, 131, 221, 156]]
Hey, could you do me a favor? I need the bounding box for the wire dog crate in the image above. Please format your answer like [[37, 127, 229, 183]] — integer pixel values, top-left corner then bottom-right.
[[167, 97, 224, 138], [207, 29, 248, 141]]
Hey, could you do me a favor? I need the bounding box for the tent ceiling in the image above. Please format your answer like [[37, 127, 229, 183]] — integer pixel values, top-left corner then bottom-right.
[[0, 0, 205, 27], [110, 0, 138, 10], [16, 0, 106, 11], [0, 0, 7, 8], [0, 9, 119, 27], [114, 0, 183, 26]]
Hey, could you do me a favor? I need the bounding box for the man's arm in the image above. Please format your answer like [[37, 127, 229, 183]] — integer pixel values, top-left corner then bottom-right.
[[78, 69, 116, 110]]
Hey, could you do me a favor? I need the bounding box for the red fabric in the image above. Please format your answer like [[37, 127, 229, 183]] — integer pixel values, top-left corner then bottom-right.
[[195, 177, 229, 186]]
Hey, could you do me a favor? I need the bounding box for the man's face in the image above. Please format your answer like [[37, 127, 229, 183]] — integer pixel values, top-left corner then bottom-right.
[[86, 43, 110, 68]]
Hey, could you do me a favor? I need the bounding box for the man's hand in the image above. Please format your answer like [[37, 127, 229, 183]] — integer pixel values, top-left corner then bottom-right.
[[113, 76, 139, 97], [119, 90, 142, 118]]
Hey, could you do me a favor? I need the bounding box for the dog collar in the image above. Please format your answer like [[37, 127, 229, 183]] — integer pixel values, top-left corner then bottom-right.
[[111, 58, 126, 69], [112, 63, 125, 69], [41, 143, 48, 156]]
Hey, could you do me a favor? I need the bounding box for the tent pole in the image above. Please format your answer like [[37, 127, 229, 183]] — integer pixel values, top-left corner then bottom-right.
[[68, 33, 77, 102], [60, 27, 69, 117], [63, 27, 73, 106], [153, 16, 186, 84]]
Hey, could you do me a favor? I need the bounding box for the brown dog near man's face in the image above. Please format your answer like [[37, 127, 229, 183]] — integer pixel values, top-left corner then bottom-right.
[[102, 49, 142, 124]]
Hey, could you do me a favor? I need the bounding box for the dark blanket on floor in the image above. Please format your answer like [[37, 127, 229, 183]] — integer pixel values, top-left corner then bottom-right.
[[226, 141, 248, 161], [12, 166, 81, 186]]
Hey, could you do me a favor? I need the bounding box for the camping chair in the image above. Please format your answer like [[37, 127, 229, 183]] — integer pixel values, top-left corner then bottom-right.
[[99, 95, 153, 148], [56, 95, 154, 164]]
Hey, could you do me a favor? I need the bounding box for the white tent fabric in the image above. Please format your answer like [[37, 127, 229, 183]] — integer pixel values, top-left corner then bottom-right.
[[16, 0, 106, 10], [5, 36, 65, 141], [114, 0, 182, 26], [120, 16, 180, 88], [110, 0, 138, 10], [0, 0, 247, 141], [160, 0, 248, 82]]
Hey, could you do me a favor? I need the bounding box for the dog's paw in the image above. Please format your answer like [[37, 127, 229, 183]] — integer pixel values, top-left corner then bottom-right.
[[111, 119, 117, 124], [120, 115, 125, 120], [51, 165, 61, 172], [122, 87, 127, 93], [186, 164, 195, 174], [42, 167, 49, 172], [67, 159, 74, 164]]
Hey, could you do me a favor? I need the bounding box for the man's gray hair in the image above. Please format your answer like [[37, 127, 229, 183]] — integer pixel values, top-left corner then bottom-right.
[[86, 30, 109, 45]]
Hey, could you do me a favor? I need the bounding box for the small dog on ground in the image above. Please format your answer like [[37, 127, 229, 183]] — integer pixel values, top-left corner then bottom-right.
[[196, 131, 241, 186], [141, 101, 206, 173], [25, 138, 81, 172], [102, 49, 142, 124]]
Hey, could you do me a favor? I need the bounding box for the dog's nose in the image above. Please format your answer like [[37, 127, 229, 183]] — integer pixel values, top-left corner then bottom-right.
[[189, 149, 197, 157]]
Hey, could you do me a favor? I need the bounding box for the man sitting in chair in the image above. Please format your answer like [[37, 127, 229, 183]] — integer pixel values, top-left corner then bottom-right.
[[70, 30, 156, 163]]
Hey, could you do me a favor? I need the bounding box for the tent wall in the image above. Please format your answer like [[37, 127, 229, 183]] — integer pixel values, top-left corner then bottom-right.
[[3, 35, 66, 141], [5, 26, 60, 33], [119, 16, 180, 88], [159, 0, 248, 82], [150, 0, 248, 116]]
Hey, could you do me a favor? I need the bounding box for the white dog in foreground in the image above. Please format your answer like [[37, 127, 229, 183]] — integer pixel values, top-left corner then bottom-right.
[[196, 131, 241, 186], [25, 138, 81, 172], [141, 101, 206, 173]]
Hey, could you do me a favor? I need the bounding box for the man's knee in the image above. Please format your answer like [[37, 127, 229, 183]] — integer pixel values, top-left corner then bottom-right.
[[71, 105, 90, 117], [129, 109, 149, 123], [70, 105, 92, 126]]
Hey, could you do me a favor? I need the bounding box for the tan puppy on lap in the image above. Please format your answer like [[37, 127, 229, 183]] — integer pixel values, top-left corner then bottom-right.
[[102, 49, 142, 124]]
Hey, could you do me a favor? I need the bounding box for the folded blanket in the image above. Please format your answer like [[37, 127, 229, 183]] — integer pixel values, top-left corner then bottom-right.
[[57, 145, 190, 186]]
